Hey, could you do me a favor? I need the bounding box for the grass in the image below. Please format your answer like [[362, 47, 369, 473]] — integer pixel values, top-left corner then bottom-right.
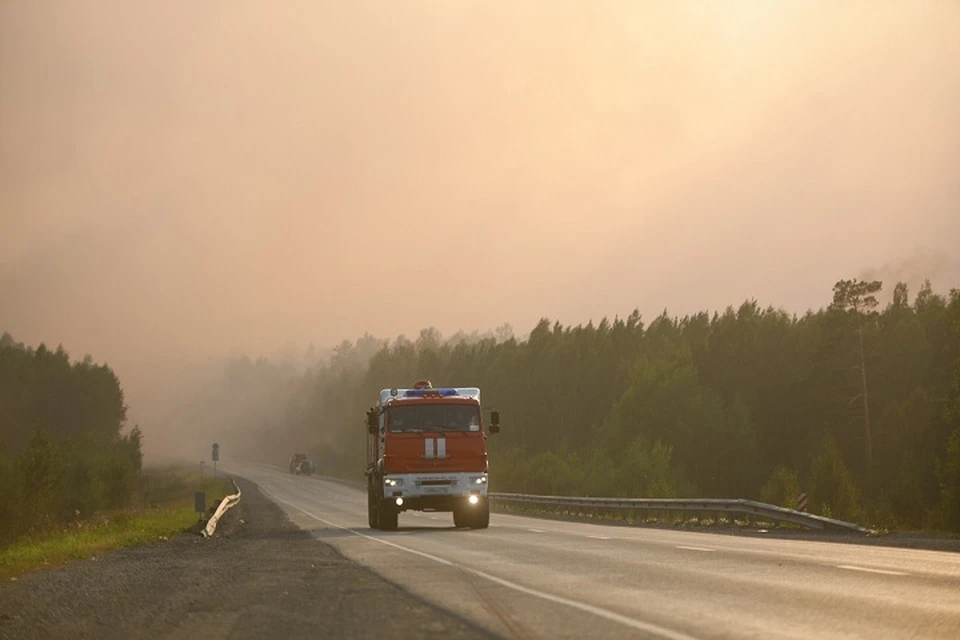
[[0, 467, 230, 581]]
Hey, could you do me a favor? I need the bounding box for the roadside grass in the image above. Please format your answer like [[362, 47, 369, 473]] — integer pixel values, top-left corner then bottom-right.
[[0, 467, 230, 581]]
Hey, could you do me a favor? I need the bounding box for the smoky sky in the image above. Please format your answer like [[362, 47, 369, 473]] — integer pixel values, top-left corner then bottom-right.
[[2, 1, 959, 426]]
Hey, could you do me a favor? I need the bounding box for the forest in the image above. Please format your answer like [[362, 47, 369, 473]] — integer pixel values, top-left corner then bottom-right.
[[249, 279, 960, 532], [0, 334, 143, 544], [5, 277, 956, 537]]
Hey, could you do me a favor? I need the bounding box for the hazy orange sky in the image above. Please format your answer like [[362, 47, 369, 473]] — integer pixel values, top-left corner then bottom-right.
[[2, 2, 959, 414]]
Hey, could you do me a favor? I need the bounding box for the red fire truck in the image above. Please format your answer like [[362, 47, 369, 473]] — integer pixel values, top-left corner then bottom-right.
[[365, 381, 500, 531]]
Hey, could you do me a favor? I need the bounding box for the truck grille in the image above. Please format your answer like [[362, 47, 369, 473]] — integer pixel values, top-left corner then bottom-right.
[[418, 479, 455, 486]]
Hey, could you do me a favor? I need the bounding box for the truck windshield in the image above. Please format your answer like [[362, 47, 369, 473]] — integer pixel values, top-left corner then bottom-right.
[[387, 404, 481, 433]]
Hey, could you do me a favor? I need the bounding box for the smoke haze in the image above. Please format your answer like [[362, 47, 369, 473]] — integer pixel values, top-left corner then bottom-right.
[[2, 1, 958, 452]]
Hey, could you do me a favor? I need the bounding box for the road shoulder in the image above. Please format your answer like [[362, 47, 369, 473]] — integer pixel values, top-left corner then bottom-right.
[[0, 477, 493, 640]]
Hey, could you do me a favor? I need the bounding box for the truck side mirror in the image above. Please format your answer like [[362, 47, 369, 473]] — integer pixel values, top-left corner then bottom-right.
[[489, 409, 500, 434], [366, 408, 379, 434]]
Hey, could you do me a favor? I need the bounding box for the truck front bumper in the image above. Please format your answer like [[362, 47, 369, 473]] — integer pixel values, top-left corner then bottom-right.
[[382, 472, 487, 511]]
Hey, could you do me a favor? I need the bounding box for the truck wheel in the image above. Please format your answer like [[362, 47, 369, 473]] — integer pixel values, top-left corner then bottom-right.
[[378, 501, 398, 531], [470, 499, 490, 529], [453, 507, 469, 528]]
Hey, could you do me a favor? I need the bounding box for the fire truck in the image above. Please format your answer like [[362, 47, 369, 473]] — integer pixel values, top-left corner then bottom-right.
[[365, 381, 500, 531]]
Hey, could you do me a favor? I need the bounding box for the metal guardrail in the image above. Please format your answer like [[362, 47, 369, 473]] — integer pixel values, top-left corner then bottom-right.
[[488, 492, 872, 534], [202, 478, 242, 538]]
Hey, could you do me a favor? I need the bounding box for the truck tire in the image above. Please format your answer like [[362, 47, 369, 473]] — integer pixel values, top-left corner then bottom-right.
[[453, 506, 469, 528], [378, 501, 398, 531], [470, 499, 490, 529]]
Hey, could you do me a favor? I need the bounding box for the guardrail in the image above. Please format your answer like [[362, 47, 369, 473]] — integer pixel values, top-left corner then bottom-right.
[[202, 478, 242, 538], [488, 492, 872, 534]]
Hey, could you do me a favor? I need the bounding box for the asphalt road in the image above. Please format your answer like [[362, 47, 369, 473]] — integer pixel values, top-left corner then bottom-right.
[[227, 462, 960, 640]]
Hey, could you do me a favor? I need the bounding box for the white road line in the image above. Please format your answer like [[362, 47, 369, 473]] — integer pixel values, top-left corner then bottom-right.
[[528, 528, 546, 533], [259, 485, 701, 640], [588, 536, 612, 540], [836, 565, 908, 576], [675, 545, 714, 552]]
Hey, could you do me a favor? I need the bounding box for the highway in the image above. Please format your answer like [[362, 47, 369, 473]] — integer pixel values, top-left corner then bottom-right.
[[227, 462, 960, 639]]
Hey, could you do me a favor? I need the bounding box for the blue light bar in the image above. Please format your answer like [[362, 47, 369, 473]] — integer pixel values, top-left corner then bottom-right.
[[382, 387, 479, 404], [403, 388, 460, 398]]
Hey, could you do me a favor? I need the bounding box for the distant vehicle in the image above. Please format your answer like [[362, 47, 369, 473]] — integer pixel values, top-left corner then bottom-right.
[[365, 380, 500, 531], [289, 453, 307, 474], [297, 460, 314, 476]]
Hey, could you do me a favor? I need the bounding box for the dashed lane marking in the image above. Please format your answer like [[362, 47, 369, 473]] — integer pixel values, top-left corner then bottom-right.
[[675, 546, 714, 552], [836, 565, 908, 576]]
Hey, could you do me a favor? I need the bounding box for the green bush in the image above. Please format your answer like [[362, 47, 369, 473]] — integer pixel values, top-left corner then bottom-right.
[[807, 435, 864, 523], [936, 428, 960, 531], [16, 429, 61, 533], [760, 465, 801, 508], [0, 453, 21, 544]]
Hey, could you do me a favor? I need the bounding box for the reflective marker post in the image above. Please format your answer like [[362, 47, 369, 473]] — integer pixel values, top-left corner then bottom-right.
[[195, 491, 206, 522], [211, 443, 220, 478]]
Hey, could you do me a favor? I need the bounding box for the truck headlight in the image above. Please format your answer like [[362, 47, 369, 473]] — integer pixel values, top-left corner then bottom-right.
[[384, 478, 403, 487], [472, 475, 488, 485]]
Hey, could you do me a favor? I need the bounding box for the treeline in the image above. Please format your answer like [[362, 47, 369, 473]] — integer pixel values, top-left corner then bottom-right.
[[0, 334, 143, 544], [248, 280, 959, 531]]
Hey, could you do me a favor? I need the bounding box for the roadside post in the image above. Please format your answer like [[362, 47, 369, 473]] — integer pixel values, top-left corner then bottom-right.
[[797, 492, 809, 513], [212, 443, 220, 478], [200, 460, 206, 477], [195, 491, 206, 522]]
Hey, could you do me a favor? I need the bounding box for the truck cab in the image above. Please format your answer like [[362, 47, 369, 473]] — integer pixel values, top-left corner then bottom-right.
[[289, 453, 307, 474], [365, 381, 500, 531]]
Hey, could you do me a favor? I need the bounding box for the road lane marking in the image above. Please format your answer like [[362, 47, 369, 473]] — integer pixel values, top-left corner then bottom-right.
[[528, 528, 546, 533], [836, 565, 908, 576], [675, 546, 714, 552], [259, 485, 701, 640], [588, 536, 612, 540]]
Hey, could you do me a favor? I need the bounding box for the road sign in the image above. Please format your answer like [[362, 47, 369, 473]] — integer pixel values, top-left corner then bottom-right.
[[797, 492, 809, 512]]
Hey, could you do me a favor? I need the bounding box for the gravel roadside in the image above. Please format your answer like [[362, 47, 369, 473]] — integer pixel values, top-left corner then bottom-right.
[[0, 478, 495, 640]]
